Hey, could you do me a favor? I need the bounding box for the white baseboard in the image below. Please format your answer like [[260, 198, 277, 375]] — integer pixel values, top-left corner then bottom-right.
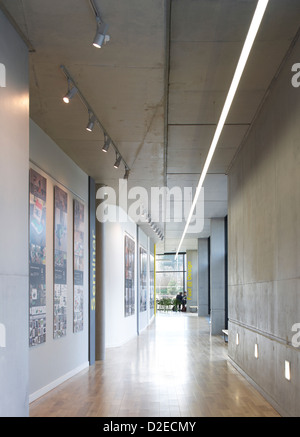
[[29, 361, 89, 403]]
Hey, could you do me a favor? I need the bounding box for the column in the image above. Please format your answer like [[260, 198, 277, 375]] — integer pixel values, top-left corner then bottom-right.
[[95, 189, 105, 360], [89, 177, 96, 365], [0, 10, 29, 416], [210, 218, 225, 335]]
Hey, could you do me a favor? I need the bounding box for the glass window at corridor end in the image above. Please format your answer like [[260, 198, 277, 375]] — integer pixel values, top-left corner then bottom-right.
[[156, 253, 186, 298]]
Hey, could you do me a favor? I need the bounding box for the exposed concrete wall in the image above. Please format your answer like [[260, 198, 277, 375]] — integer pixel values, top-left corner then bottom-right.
[[210, 219, 225, 334], [228, 36, 300, 417]]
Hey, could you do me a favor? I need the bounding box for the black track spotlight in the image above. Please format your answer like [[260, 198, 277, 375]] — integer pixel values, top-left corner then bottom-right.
[[102, 134, 111, 152], [93, 22, 110, 48], [63, 80, 78, 103], [114, 154, 122, 169], [86, 112, 96, 132]]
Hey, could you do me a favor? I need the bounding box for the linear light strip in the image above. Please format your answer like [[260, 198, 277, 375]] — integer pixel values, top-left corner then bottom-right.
[[60, 64, 130, 172], [175, 0, 269, 258]]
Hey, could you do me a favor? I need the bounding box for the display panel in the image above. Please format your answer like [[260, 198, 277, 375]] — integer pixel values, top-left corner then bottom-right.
[[53, 186, 68, 339], [73, 199, 84, 333], [124, 234, 135, 317], [29, 169, 47, 347], [139, 246, 147, 312]]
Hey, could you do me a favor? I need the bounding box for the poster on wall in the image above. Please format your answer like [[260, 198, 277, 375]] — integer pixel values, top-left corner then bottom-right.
[[53, 186, 68, 339], [150, 253, 155, 316], [124, 234, 135, 317], [139, 246, 147, 312], [29, 169, 47, 347], [73, 199, 84, 333]]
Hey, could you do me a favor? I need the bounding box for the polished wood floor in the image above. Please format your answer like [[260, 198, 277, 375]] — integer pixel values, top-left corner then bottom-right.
[[30, 314, 280, 417]]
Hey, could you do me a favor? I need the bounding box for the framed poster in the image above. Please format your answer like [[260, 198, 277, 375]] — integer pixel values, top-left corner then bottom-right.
[[29, 169, 47, 347], [53, 186, 68, 339], [124, 234, 135, 317], [73, 199, 84, 333], [139, 246, 147, 312], [150, 253, 155, 316]]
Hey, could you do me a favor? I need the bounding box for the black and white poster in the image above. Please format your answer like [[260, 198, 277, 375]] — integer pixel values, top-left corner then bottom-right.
[[73, 199, 84, 333], [124, 234, 135, 317], [53, 186, 68, 339], [29, 168, 47, 347], [139, 246, 147, 312]]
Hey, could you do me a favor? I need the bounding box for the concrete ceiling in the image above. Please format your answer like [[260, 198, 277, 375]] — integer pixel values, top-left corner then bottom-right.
[[2, 0, 300, 253]]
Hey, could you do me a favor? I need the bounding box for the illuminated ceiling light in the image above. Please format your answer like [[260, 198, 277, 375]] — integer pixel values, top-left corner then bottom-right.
[[114, 154, 122, 169], [175, 0, 269, 259], [63, 80, 78, 103], [102, 134, 111, 152], [90, 0, 110, 48], [86, 112, 96, 132], [93, 23, 110, 48], [254, 343, 259, 359]]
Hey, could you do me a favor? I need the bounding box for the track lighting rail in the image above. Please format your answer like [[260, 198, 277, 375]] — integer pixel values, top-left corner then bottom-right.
[[60, 64, 130, 178]]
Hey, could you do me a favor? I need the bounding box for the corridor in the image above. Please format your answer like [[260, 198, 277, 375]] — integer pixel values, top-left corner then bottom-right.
[[29, 314, 280, 417]]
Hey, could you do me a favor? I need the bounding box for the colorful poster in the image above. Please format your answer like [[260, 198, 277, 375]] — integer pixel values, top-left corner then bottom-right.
[[139, 246, 147, 312], [124, 234, 135, 317], [73, 199, 84, 333], [150, 253, 155, 316], [53, 186, 68, 339], [29, 169, 47, 347]]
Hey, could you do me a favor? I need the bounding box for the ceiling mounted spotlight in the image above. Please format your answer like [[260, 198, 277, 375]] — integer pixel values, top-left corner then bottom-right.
[[63, 80, 78, 103], [86, 112, 96, 132], [93, 22, 110, 48], [90, 0, 110, 48], [102, 134, 111, 152], [114, 154, 122, 169]]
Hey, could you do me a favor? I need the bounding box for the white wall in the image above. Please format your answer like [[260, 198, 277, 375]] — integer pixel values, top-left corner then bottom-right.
[[29, 120, 90, 401], [0, 11, 29, 417], [102, 211, 137, 347], [98, 205, 154, 348]]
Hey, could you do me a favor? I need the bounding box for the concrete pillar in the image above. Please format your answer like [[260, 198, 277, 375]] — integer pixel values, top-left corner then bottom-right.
[[0, 10, 29, 417], [210, 218, 225, 335], [89, 177, 96, 365], [198, 238, 209, 316], [95, 198, 105, 361]]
